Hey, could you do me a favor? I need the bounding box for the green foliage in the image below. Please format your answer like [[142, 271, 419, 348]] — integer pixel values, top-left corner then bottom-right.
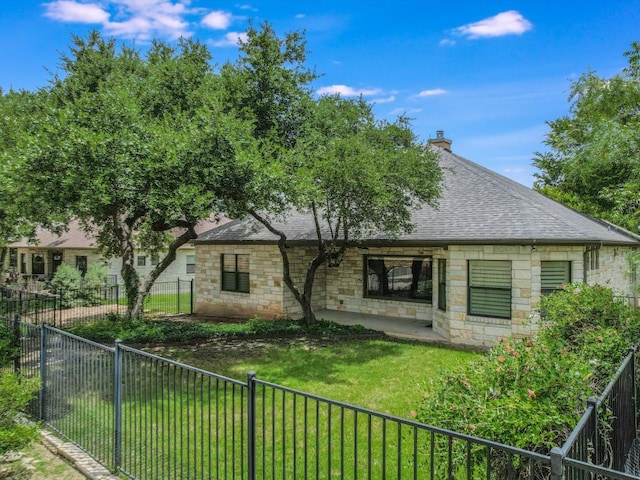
[[50, 264, 82, 308], [80, 263, 108, 305], [11, 30, 249, 319], [416, 283, 640, 475], [533, 42, 640, 231], [65, 316, 378, 344], [0, 322, 18, 368], [0, 373, 39, 456], [219, 23, 443, 323]]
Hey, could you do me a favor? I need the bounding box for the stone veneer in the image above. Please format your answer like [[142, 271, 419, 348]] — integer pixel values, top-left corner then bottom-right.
[[195, 243, 637, 347]]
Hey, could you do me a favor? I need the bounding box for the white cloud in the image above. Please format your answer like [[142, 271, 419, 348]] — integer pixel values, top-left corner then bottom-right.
[[202, 10, 232, 30], [316, 84, 382, 96], [43, 0, 198, 41], [211, 31, 247, 47], [236, 4, 257, 11], [439, 38, 455, 47], [416, 88, 447, 97], [453, 10, 532, 39], [372, 95, 395, 104], [43, 1, 109, 23]]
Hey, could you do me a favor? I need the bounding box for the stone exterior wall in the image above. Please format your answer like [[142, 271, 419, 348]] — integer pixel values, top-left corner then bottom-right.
[[585, 245, 636, 296], [194, 242, 638, 347], [195, 244, 285, 318], [195, 244, 327, 319]]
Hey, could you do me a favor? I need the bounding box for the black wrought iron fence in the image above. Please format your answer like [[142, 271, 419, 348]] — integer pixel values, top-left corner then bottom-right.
[[0, 279, 193, 327], [3, 315, 640, 480], [559, 344, 639, 479]]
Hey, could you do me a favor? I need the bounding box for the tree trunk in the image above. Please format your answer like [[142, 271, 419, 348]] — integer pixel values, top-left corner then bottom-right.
[[128, 226, 197, 319], [120, 248, 140, 320], [249, 209, 330, 325]]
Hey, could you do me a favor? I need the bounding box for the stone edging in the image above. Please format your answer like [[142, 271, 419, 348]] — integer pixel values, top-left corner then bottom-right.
[[40, 430, 119, 480]]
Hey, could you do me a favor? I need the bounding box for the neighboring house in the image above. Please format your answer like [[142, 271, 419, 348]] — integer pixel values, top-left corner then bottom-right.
[[5, 218, 228, 286], [193, 134, 640, 346]]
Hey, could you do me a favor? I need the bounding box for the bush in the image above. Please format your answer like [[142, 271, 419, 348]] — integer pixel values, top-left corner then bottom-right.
[[65, 316, 378, 344], [0, 321, 18, 368], [80, 263, 109, 305], [416, 283, 640, 476], [0, 374, 39, 455], [0, 322, 39, 457], [50, 264, 82, 308]]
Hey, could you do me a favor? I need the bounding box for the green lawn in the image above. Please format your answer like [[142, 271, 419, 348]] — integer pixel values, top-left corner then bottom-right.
[[143, 291, 192, 314], [56, 319, 481, 478], [149, 337, 478, 419]]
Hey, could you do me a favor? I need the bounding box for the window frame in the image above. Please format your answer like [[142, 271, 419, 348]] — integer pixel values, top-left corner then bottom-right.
[[32, 253, 45, 275], [75, 255, 88, 276], [8, 248, 17, 268], [137, 255, 146, 267], [363, 255, 433, 303], [541, 261, 571, 296], [438, 258, 446, 311], [221, 254, 250, 293], [186, 254, 196, 274], [467, 260, 512, 319]]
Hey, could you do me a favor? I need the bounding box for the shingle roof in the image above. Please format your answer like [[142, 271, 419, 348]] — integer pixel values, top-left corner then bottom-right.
[[10, 217, 230, 249], [194, 147, 640, 247]]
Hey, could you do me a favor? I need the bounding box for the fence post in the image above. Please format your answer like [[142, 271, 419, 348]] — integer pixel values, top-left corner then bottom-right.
[[247, 371, 256, 480], [39, 324, 47, 422], [549, 446, 564, 480], [587, 397, 599, 465], [114, 339, 123, 471], [177, 279, 181, 314], [12, 314, 20, 374], [190, 278, 194, 315]]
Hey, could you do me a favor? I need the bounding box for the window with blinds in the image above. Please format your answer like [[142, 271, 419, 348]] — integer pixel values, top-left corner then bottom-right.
[[468, 260, 512, 319], [186, 254, 196, 274], [221, 254, 250, 293], [541, 261, 570, 296]]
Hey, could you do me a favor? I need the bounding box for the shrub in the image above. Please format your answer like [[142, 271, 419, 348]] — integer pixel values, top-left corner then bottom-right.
[[0, 321, 18, 368], [80, 263, 109, 305], [50, 264, 82, 308], [416, 283, 640, 476], [0, 322, 39, 457], [66, 316, 378, 344], [0, 374, 39, 455]]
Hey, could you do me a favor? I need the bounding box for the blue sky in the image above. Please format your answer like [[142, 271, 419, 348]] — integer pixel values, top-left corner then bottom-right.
[[1, 1, 639, 186]]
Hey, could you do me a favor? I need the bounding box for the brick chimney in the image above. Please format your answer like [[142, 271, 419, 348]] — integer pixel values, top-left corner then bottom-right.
[[429, 130, 452, 152]]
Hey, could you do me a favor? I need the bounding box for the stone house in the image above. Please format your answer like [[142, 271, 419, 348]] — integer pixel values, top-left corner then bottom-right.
[[193, 136, 640, 346], [5, 218, 227, 286]]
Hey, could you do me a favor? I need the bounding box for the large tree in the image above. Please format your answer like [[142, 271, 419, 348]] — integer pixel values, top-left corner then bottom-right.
[[220, 23, 443, 323], [533, 42, 640, 232], [17, 31, 247, 317], [0, 89, 61, 274]]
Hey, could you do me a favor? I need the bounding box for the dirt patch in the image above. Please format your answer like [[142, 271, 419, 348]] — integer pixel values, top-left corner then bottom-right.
[[143, 334, 342, 358]]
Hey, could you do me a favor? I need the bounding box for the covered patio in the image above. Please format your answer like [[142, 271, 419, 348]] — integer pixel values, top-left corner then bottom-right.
[[315, 309, 448, 344]]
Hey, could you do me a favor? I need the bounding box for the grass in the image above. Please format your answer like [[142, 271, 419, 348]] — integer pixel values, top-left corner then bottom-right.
[[143, 292, 192, 315], [53, 317, 480, 478], [158, 337, 477, 418]]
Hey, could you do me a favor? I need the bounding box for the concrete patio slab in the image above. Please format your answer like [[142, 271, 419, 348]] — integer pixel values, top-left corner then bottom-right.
[[315, 309, 448, 344]]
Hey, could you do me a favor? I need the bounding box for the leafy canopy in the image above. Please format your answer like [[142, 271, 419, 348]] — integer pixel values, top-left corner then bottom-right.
[[533, 42, 640, 231]]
